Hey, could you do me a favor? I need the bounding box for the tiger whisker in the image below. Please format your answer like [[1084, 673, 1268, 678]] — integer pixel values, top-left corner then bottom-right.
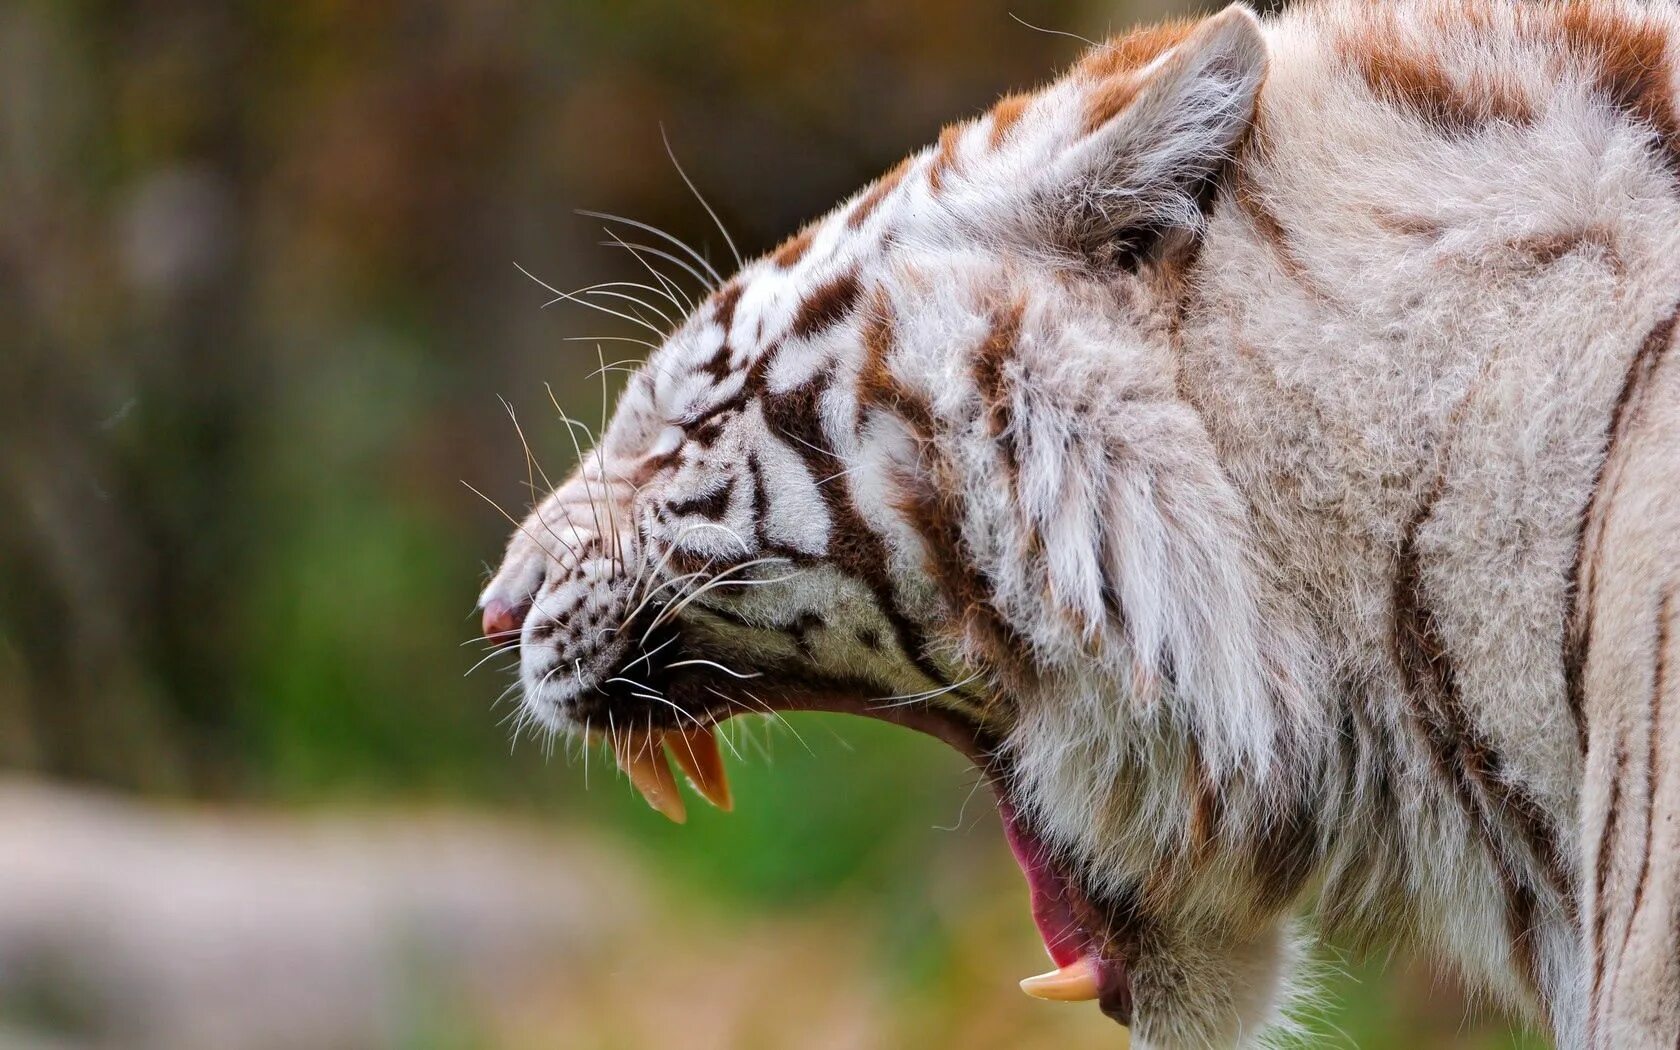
[[600, 229, 698, 313], [585, 278, 684, 318], [775, 426, 841, 461], [575, 208, 723, 287], [604, 675, 664, 694], [868, 671, 986, 710], [497, 401, 589, 564], [584, 288, 676, 331], [740, 687, 813, 757], [546, 390, 609, 549], [461, 480, 569, 567], [464, 645, 522, 678], [646, 557, 794, 637], [627, 522, 739, 608], [500, 395, 552, 508], [661, 124, 742, 271], [663, 658, 763, 680], [621, 634, 680, 674], [624, 568, 714, 627], [598, 238, 715, 303], [580, 716, 593, 790], [564, 334, 660, 351], [515, 261, 667, 337]]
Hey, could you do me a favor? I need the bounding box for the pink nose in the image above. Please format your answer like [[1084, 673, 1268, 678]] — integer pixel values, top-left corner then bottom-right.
[[481, 599, 525, 642]]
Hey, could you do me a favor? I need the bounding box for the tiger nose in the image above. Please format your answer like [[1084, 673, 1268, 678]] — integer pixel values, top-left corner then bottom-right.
[[481, 599, 527, 642]]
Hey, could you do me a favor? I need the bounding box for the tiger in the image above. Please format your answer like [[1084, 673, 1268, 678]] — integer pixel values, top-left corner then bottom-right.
[[476, 1, 1680, 1045]]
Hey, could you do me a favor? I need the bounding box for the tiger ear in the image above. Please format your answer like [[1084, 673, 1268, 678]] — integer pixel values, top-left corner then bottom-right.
[[954, 4, 1266, 266]]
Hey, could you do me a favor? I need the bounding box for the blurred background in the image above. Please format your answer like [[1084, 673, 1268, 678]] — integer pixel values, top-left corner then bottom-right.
[[0, 0, 1546, 1047]]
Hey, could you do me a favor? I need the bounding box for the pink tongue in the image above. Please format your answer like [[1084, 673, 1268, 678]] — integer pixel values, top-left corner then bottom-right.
[[997, 800, 1091, 968]]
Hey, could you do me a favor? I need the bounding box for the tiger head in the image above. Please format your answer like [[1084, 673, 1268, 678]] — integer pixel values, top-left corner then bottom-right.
[[479, 7, 1318, 1044]]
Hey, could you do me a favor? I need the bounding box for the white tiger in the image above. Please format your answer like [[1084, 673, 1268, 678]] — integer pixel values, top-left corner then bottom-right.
[[477, 2, 1680, 1045]]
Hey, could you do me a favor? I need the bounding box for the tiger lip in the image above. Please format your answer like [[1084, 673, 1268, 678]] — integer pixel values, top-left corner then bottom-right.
[[605, 681, 1133, 1029]]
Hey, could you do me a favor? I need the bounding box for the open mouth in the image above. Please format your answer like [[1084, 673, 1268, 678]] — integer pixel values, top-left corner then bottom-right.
[[538, 622, 1138, 1030]]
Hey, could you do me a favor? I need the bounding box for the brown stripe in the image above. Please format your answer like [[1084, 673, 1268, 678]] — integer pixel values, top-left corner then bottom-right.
[[711, 279, 744, 331], [988, 93, 1031, 149], [847, 156, 912, 230], [699, 343, 734, 382], [1395, 475, 1575, 946], [971, 299, 1025, 478], [1591, 739, 1629, 1040], [754, 368, 951, 693], [1505, 874, 1543, 997], [1078, 18, 1197, 81], [666, 482, 732, 521], [1084, 73, 1146, 134], [788, 268, 862, 340], [1567, 304, 1680, 752], [858, 301, 1025, 678], [1509, 227, 1620, 270], [1247, 794, 1320, 912], [1400, 482, 1575, 898], [1554, 7, 1680, 179], [1183, 742, 1221, 865], [895, 450, 1029, 681], [771, 227, 815, 268], [1350, 38, 1532, 134], [858, 300, 937, 438], [1230, 162, 1323, 294], [1621, 590, 1676, 970], [927, 124, 963, 194]]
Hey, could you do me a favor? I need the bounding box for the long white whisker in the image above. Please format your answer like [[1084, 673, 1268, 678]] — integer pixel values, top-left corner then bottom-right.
[[464, 645, 521, 678], [598, 239, 718, 303], [461, 480, 569, 566], [663, 659, 762, 680], [581, 717, 593, 790], [627, 519, 745, 606], [497, 400, 591, 564], [547, 389, 607, 545], [576, 208, 723, 286], [585, 288, 675, 331], [587, 278, 683, 316], [625, 568, 713, 626], [547, 287, 666, 336], [661, 124, 742, 271], [600, 230, 697, 313], [501, 396, 551, 504], [514, 261, 665, 336], [621, 633, 680, 674], [869, 671, 986, 710], [647, 558, 794, 637], [740, 688, 812, 757], [564, 334, 660, 352], [775, 426, 840, 461], [1006, 11, 1102, 49], [605, 674, 664, 694]]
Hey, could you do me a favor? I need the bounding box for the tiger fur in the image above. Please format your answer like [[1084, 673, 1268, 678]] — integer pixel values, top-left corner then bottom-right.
[[477, 2, 1680, 1045]]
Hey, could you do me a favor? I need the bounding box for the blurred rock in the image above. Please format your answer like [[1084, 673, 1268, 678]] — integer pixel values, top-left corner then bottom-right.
[[0, 779, 634, 1050]]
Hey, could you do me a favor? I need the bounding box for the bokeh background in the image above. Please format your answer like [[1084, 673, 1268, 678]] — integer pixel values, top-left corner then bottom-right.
[[0, 1, 1547, 1047]]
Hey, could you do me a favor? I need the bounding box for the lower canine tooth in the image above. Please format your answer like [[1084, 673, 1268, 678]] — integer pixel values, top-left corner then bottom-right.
[[1019, 958, 1100, 1002], [613, 732, 687, 824], [667, 726, 732, 811]]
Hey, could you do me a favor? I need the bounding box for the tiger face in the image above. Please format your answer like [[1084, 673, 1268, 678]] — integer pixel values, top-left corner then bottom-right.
[[480, 7, 1308, 1043]]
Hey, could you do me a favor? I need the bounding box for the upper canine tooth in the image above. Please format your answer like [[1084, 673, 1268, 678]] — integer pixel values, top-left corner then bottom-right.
[[612, 732, 687, 824], [666, 726, 732, 811], [1018, 958, 1100, 1002]]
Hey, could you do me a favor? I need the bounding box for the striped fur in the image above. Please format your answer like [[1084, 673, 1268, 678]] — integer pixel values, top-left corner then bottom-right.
[[481, 3, 1680, 1045]]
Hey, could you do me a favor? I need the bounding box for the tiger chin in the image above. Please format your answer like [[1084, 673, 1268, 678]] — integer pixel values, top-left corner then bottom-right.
[[478, 2, 1680, 1047]]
